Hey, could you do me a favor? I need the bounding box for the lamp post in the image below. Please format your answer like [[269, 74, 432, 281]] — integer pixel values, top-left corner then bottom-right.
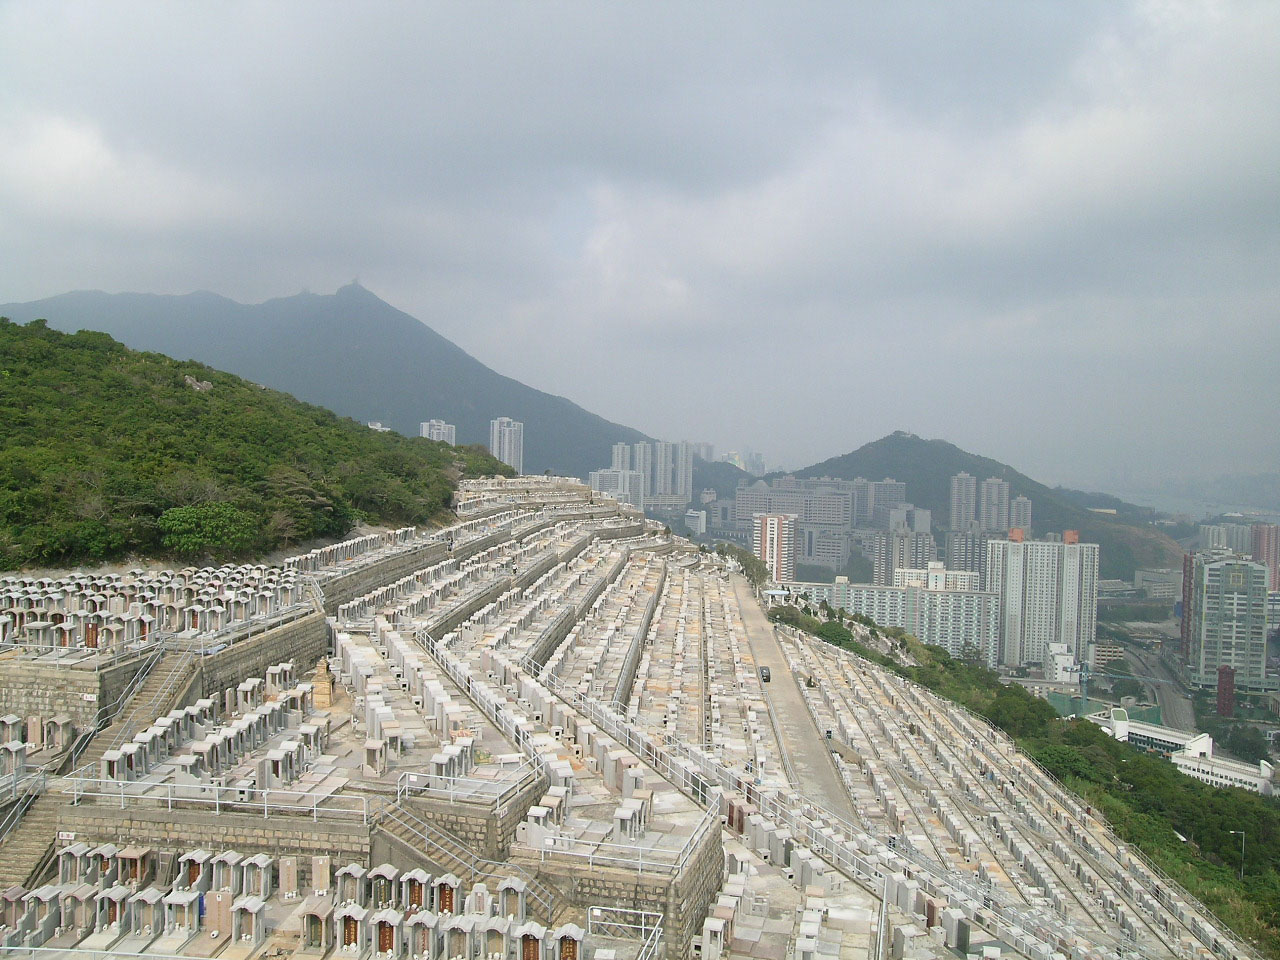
[[1228, 830, 1245, 880]]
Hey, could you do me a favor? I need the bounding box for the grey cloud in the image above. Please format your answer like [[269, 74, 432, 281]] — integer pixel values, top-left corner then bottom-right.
[[0, 1, 1276, 488]]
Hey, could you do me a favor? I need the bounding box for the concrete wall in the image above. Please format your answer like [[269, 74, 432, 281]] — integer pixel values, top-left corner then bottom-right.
[[319, 541, 450, 614], [510, 824, 722, 960], [196, 610, 329, 700], [58, 806, 372, 864], [0, 648, 154, 731], [403, 769, 547, 861]]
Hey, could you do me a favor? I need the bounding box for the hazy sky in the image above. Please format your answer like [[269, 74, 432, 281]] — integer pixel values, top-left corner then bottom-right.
[[1, 2, 1277, 488]]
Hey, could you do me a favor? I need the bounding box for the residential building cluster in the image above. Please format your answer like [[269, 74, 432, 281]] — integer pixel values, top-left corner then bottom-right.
[[588, 439, 694, 511], [419, 418, 456, 444]]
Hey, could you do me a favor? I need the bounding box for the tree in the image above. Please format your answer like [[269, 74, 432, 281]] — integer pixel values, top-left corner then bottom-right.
[[157, 502, 259, 558]]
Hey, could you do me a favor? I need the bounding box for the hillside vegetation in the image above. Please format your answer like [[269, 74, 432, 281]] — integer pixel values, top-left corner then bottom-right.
[[0, 318, 511, 568], [0, 284, 650, 478], [774, 604, 1280, 956], [793, 431, 1184, 579]]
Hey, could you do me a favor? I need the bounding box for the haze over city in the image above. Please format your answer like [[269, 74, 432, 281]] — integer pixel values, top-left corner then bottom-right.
[[1, 2, 1278, 488]]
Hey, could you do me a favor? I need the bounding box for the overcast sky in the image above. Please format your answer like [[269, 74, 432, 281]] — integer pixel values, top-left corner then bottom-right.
[[1, 2, 1277, 489]]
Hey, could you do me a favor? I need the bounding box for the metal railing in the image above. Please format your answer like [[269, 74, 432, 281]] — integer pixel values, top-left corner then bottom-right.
[[588, 906, 664, 960], [524, 802, 719, 877], [67, 648, 199, 780], [0, 771, 48, 845], [395, 758, 542, 811], [60, 775, 376, 822]]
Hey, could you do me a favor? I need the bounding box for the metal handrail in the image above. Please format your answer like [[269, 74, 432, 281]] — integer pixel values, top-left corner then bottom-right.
[[0, 771, 47, 845], [61, 776, 374, 822]]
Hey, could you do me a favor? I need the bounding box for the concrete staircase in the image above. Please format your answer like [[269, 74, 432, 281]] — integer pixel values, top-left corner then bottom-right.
[[377, 804, 575, 926], [0, 649, 199, 891], [76, 649, 199, 774], [0, 791, 63, 888]]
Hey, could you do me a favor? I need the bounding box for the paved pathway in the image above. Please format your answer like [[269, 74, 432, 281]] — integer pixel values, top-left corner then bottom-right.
[[730, 574, 857, 821]]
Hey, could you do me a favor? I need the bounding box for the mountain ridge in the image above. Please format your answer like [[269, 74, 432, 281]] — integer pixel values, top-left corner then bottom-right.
[[791, 431, 1183, 579], [0, 284, 650, 478]]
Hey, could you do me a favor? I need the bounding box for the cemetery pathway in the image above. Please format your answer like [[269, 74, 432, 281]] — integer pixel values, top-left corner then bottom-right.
[[730, 575, 857, 822]]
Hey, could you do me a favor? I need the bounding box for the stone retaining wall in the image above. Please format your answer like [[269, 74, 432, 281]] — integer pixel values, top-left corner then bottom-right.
[[0, 649, 154, 732], [197, 610, 329, 699], [58, 805, 372, 864]]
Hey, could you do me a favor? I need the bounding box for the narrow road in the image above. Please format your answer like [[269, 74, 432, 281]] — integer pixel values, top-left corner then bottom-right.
[[730, 574, 857, 821], [1129, 648, 1196, 731]]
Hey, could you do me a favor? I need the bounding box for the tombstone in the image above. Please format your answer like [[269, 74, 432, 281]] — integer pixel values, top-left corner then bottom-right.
[[553, 923, 585, 960], [177, 850, 213, 892], [514, 920, 548, 960], [116, 846, 153, 888], [58, 842, 92, 885], [364, 738, 387, 777], [162, 887, 202, 940], [337, 864, 368, 906], [279, 857, 300, 900], [300, 897, 335, 953], [212, 851, 243, 894], [400, 869, 431, 914], [372, 906, 405, 956], [496, 878, 526, 923], [240, 853, 273, 899], [313, 856, 332, 896], [231, 894, 267, 946], [94, 884, 130, 932], [336, 903, 368, 952], [432, 874, 460, 915], [204, 890, 234, 941], [128, 886, 165, 941], [369, 864, 399, 909]]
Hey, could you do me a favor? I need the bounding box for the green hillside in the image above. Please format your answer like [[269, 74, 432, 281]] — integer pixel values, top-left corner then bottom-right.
[[795, 431, 1183, 579], [0, 318, 511, 568], [0, 285, 651, 478]]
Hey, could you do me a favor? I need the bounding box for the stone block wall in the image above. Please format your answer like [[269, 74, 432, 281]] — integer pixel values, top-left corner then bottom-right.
[[0, 649, 153, 731], [509, 824, 723, 960], [320, 541, 450, 614], [58, 805, 372, 864], [197, 611, 329, 700]]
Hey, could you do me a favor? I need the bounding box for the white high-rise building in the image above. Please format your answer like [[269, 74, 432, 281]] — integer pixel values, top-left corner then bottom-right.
[[632, 442, 653, 500], [611, 442, 631, 472], [893, 562, 979, 592], [950, 472, 977, 531], [1011, 495, 1032, 534], [986, 533, 1098, 667], [419, 420, 456, 445], [488, 417, 524, 474], [979, 477, 1011, 533], [589, 469, 645, 508], [754, 514, 797, 583]]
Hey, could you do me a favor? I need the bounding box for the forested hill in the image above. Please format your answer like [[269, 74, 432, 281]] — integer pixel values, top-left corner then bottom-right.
[[794, 431, 1183, 579], [0, 284, 650, 479], [0, 318, 511, 569]]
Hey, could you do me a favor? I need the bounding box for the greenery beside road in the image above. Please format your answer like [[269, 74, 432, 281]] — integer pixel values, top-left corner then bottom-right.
[[0, 318, 511, 568], [773, 603, 1280, 956]]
